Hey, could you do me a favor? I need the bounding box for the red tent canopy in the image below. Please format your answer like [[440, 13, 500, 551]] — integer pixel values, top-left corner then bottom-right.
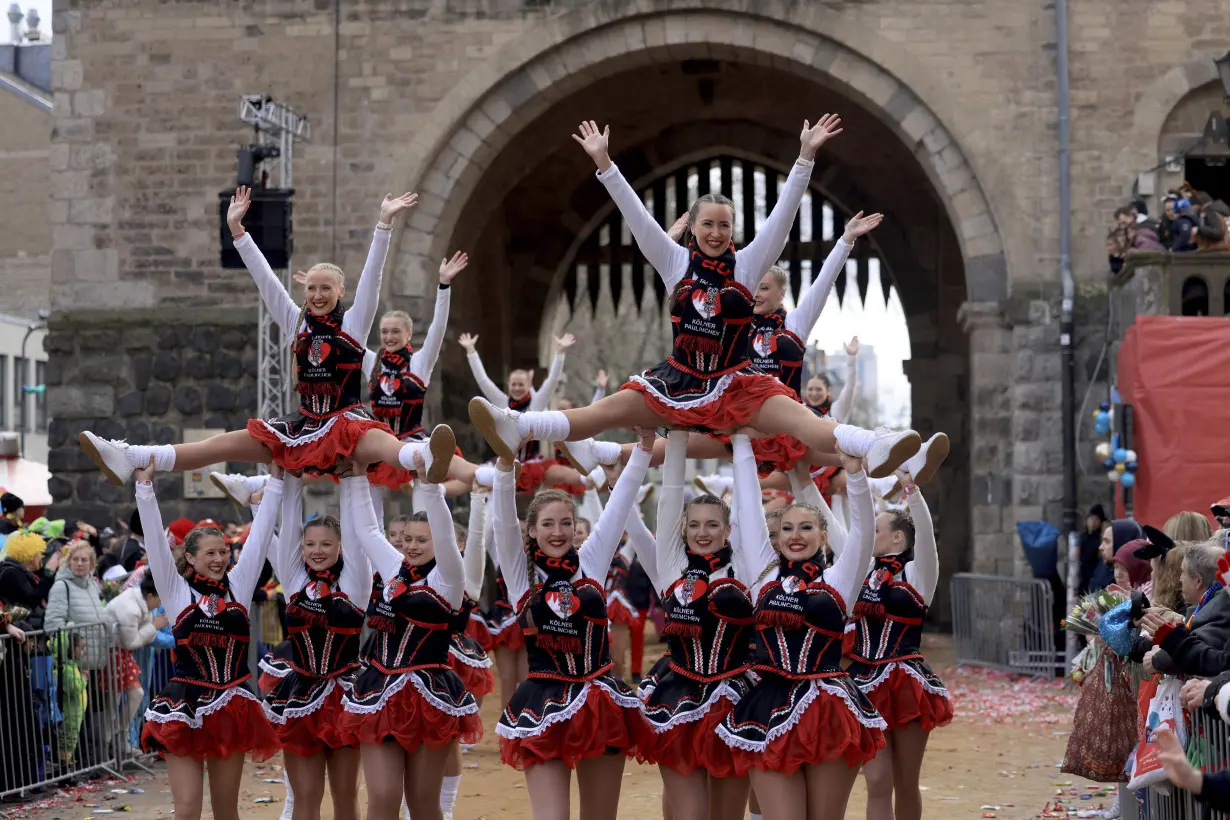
[[1117, 316, 1230, 527]]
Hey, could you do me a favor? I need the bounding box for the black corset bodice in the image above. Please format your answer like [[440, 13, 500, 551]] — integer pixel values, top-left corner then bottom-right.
[[369, 348, 426, 438], [293, 309, 366, 419], [605, 553, 630, 593], [753, 578, 849, 678], [851, 576, 927, 665], [171, 593, 251, 688], [523, 577, 611, 682], [285, 582, 365, 679], [450, 596, 478, 634], [662, 576, 754, 681], [668, 265, 756, 379], [748, 312, 807, 397], [362, 566, 453, 673]]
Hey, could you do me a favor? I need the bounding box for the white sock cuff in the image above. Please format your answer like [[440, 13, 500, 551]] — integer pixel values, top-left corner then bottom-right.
[[833, 423, 873, 458], [591, 440, 621, 465], [520, 409, 570, 442], [243, 474, 271, 494], [397, 440, 425, 470], [126, 444, 176, 472], [475, 464, 497, 487]]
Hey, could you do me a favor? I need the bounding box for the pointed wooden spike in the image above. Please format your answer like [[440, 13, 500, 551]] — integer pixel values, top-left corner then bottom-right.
[[856, 256, 870, 305], [834, 269, 847, 307]]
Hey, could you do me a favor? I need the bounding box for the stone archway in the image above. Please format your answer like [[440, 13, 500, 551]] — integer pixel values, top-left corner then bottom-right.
[[389, 4, 1016, 615]]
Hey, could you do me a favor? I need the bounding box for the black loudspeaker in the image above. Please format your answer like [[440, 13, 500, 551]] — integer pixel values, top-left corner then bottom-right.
[[219, 188, 294, 270]]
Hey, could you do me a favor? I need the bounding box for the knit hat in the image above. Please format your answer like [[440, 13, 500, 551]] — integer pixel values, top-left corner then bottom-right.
[[0, 492, 22, 515], [167, 518, 196, 547], [1110, 519, 1144, 554], [4, 532, 45, 564], [1113, 542, 1153, 588]]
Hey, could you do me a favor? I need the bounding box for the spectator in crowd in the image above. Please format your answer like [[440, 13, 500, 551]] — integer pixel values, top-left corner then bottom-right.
[[1089, 518, 1140, 592], [1140, 542, 1230, 678], [1079, 504, 1108, 592], [1192, 192, 1230, 252], [1165, 510, 1213, 543], [0, 531, 59, 630], [0, 493, 23, 536], [1113, 544, 1153, 594], [119, 509, 146, 573], [104, 570, 166, 754], [45, 542, 107, 637], [1170, 198, 1200, 252]]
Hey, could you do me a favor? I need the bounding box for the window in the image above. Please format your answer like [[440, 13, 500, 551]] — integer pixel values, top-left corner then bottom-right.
[[13, 357, 27, 432], [34, 361, 46, 432]]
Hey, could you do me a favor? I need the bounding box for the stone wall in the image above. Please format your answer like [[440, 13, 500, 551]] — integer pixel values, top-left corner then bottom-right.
[[45, 307, 261, 524], [0, 69, 51, 318]]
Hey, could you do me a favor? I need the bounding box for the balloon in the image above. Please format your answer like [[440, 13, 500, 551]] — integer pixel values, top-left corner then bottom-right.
[[1125, 461, 1138, 473], [1121, 472, 1136, 488], [1113, 448, 1128, 463], [1102, 458, 1117, 471], [1108, 470, 1121, 483], [1115, 463, 1126, 474], [1125, 449, 1137, 463], [1099, 401, 1111, 412], [1094, 417, 1111, 436], [1095, 442, 1111, 460]]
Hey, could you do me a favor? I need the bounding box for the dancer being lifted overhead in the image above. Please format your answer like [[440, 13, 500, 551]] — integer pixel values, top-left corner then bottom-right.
[[469, 119, 925, 482], [79, 187, 457, 487]]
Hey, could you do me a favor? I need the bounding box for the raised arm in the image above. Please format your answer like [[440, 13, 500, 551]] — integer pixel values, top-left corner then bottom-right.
[[531, 334, 573, 412], [420, 483, 465, 609], [578, 485, 604, 531], [573, 122, 689, 288], [785, 240, 852, 338], [590, 370, 608, 406], [791, 465, 847, 557], [339, 495, 373, 608], [340, 473, 404, 583], [579, 436, 653, 582], [228, 187, 300, 336], [343, 193, 417, 340], [491, 465, 530, 607], [904, 482, 939, 605], [275, 473, 308, 597], [731, 435, 777, 592], [656, 431, 689, 588], [463, 492, 490, 601], [827, 461, 875, 614], [133, 477, 190, 620], [830, 338, 858, 424], [461, 336, 508, 405], [625, 510, 664, 595], [409, 252, 465, 382], [228, 477, 283, 605]]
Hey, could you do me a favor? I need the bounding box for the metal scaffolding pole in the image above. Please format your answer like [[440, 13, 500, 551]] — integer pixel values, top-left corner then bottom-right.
[[236, 96, 310, 448]]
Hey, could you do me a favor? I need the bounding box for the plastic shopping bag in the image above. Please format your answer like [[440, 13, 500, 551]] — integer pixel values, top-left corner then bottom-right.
[[1127, 677, 1188, 790]]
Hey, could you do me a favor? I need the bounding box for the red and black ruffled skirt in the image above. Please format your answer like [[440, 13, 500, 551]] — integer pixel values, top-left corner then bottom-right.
[[848, 659, 953, 733], [449, 634, 496, 698], [266, 678, 356, 756], [486, 601, 526, 652], [497, 673, 652, 770], [606, 591, 648, 629], [624, 363, 797, 434], [367, 433, 465, 490], [639, 668, 754, 777], [248, 407, 390, 476], [516, 457, 554, 493], [465, 612, 494, 652], [141, 682, 280, 762], [338, 664, 482, 753], [716, 672, 886, 775], [708, 431, 811, 477]]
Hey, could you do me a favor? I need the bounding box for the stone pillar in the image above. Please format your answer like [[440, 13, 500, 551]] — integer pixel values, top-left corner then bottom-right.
[[959, 300, 1018, 577]]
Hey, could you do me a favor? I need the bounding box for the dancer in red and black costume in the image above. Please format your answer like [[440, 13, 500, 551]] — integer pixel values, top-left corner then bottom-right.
[[488, 430, 655, 819], [80, 187, 457, 489], [470, 119, 925, 491], [717, 436, 885, 820], [336, 464, 481, 820], [849, 471, 951, 820], [262, 473, 371, 820], [132, 459, 282, 820], [640, 430, 758, 820]]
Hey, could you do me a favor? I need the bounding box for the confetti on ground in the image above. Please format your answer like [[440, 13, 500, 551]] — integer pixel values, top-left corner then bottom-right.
[[944, 665, 1078, 726]]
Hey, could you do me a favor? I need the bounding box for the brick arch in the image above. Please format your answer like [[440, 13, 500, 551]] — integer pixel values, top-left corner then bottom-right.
[[390, 3, 1010, 305]]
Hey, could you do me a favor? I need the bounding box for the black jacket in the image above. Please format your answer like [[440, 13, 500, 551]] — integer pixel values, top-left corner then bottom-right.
[[1153, 591, 1230, 677], [0, 557, 54, 631], [119, 536, 146, 573]]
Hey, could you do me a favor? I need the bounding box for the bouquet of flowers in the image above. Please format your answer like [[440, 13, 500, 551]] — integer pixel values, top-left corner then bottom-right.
[[1061, 588, 1128, 637]]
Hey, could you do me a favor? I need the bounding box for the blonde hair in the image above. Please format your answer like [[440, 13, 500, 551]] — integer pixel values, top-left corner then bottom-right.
[[291, 264, 346, 385], [1164, 511, 1213, 543], [1150, 543, 1190, 611], [5, 532, 45, 564], [381, 310, 413, 333], [765, 265, 788, 288], [176, 526, 227, 576], [681, 494, 731, 543], [65, 541, 96, 573]]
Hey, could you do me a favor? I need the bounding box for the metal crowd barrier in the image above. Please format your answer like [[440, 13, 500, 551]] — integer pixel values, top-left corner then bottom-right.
[[0, 603, 281, 809], [950, 573, 1064, 678], [1145, 707, 1230, 819]]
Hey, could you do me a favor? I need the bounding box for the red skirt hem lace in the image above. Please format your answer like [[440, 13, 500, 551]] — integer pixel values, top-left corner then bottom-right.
[[730, 695, 885, 776], [274, 686, 357, 756], [516, 459, 553, 493], [337, 683, 482, 753], [247, 414, 391, 474], [498, 686, 652, 771], [451, 656, 496, 698], [141, 696, 279, 762], [864, 667, 953, 733], [491, 622, 525, 652], [465, 618, 494, 651], [607, 598, 646, 629], [623, 374, 797, 432], [639, 697, 740, 777], [710, 432, 810, 477]]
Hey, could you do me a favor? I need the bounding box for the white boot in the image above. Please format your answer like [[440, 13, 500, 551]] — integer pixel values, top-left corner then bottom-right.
[[398, 425, 456, 484], [78, 432, 136, 486], [694, 474, 734, 497], [837, 427, 921, 480], [468, 397, 523, 461], [556, 437, 620, 475], [210, 472, 269, 507], [901, 432, 950, 485]]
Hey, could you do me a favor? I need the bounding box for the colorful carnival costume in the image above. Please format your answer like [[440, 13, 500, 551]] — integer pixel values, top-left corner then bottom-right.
[[717, 437, 886, 774], [847, 485, 952, 733], [467, 346, 566, 492], [238, 223, 394, 474], [337, 475, 482, 752], [448, 492, 495, 698], [260, 474, 372, 756], [637, 431, 755, 777], [489, 445, 653, 770], [482, 520, 526, 652], [362, 283, 454, 491], [133, 478, 281, 761]]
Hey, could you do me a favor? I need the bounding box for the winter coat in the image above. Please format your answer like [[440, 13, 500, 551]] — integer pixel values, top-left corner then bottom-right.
[[103, 587, 156, 651], [0, 556, 54, 631], [44, 565, 110, 670]]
